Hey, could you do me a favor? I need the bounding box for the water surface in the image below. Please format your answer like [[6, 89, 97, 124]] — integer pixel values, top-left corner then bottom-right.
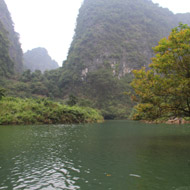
[[0, 120, 190, 190]]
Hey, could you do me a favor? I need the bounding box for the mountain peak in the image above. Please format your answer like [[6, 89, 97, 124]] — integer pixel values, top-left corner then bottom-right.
[[23, 47, 59, 73]]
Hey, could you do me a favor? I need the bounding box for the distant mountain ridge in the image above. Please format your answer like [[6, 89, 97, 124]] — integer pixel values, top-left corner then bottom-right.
[[23, 47, 59, 73]]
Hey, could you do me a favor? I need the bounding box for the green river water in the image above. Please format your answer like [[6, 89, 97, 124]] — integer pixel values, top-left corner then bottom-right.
[[0, 120, 190, 190]]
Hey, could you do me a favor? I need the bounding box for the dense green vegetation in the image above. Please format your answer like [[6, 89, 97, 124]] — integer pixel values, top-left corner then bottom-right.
[[0, 97, 103, 125], [57, 67, 134, 118], [131, 24, 190, 122], [0, 62, 133, 119], [1, 69, 63, 98], [23, 48, 59, 73], [0, 69, 133, 119]]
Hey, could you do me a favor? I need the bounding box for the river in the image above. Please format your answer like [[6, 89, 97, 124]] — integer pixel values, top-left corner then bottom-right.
[[0, 120, 190, 190]]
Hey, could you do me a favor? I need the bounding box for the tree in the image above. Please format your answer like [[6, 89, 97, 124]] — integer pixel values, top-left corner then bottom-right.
[[66, 94, 78, 106], [0, 88, 5, 100], [131, 24, 190, 120]]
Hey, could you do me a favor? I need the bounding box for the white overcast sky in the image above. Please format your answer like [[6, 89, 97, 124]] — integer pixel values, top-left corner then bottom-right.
[[4, 0, 190, 66]]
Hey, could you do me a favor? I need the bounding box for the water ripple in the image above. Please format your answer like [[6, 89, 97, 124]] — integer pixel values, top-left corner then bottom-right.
[[1, 122, 190, 189]]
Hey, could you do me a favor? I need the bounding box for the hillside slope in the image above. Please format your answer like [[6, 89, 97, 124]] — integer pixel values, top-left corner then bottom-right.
[[0, 0, 23, 73], [67, 0, 190, 77], [0, 20, 14, 77], [58, 0, 190, 118]]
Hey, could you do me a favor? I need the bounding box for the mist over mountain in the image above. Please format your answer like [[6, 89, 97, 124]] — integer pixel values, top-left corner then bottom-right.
[[0, 0, 23, 74], [23, 48, 59, 73]]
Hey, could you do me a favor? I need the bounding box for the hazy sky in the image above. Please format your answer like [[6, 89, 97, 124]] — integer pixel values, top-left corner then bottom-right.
[[4, 0, 190, 66]]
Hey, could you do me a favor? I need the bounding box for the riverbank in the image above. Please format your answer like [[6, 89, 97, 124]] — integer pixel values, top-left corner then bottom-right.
[[0, 97, 103, 125], [142, 117, 190, 125]]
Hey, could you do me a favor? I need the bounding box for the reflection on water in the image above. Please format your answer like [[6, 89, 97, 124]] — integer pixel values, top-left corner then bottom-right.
[[0, 121, 190, 190]]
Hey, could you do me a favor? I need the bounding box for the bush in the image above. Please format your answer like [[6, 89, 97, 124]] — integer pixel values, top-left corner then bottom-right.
[[0, 97, 103, 125]]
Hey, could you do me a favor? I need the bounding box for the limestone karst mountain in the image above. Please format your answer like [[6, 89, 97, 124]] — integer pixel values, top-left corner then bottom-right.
[[59, 0, 190, 118], [66, 0, 190, 77], [23, 48, 59, 73]]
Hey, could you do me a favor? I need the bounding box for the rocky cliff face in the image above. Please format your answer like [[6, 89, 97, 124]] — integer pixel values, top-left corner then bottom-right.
[[66, 0, 190, 78], [23, 48, 59, 73], [0, 0, 23, 73]]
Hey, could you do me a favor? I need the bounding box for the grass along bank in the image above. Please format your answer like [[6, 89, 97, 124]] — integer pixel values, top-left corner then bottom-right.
[[0, 97, 103, 125]]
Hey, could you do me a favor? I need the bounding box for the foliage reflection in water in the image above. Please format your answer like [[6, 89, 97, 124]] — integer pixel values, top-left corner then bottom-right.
[[0, 121, 190, 190]]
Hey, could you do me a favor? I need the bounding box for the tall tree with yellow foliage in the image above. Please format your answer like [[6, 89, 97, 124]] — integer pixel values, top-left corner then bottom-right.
[[131, 24, 190, 120]]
